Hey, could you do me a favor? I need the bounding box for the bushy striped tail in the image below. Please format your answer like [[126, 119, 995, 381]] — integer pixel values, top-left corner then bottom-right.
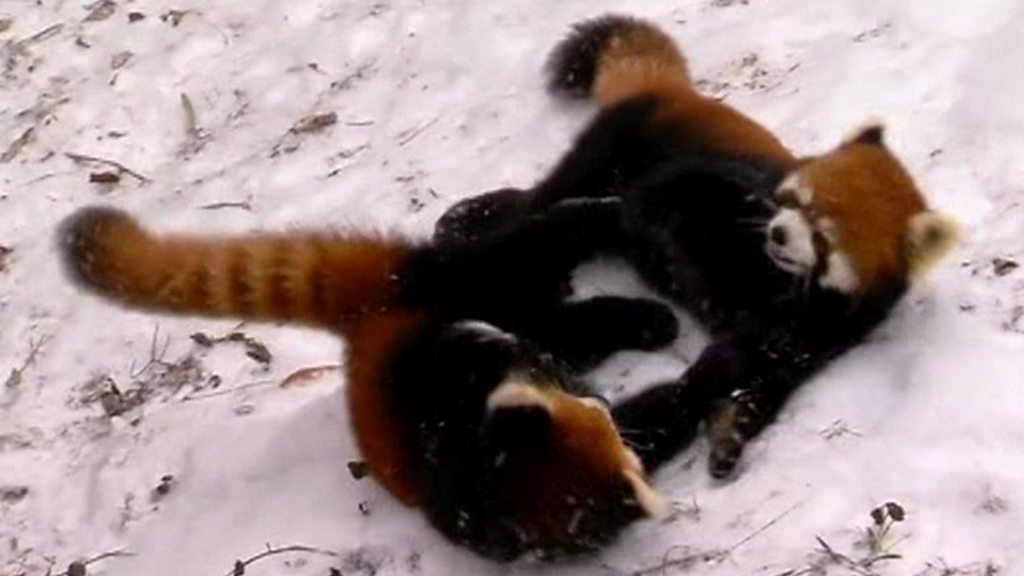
[[545, 14, 692, 109], [58, 207, 414, 331]]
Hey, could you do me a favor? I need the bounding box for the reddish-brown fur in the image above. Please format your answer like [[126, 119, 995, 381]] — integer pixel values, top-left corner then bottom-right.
[[67, 210, 412, 330], [345, 311, 427, 506]]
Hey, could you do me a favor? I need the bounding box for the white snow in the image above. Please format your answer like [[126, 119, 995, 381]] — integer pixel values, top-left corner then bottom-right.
[[1, 0, 1022, 575]]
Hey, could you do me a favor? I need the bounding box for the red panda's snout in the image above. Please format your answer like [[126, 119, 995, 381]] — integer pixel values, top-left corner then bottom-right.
[[764, 123, 960, 296]]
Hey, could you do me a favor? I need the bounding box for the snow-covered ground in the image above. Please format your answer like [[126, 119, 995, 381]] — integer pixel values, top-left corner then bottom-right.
[[2, 0, 1023, 574]]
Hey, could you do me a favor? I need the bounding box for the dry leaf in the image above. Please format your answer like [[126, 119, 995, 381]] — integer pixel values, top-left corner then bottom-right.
[[280, 365, 343, 388], [110, 50, 132, 70], [160, 9, 188, 27], [291, 112, 337, 134], [0, 245, 12, 273], [84, 0, 117, 22], [993, 257, 1019, 277], [89, 171, 121, 184]]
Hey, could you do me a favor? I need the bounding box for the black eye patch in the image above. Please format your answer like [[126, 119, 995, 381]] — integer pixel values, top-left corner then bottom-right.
[[775, 188, 800, 209], [809, 229, 832, 278]]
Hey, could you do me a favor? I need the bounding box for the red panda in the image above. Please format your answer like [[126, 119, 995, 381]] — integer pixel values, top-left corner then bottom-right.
[[436, 14, 961, 479], [57, 200, 679, 561]]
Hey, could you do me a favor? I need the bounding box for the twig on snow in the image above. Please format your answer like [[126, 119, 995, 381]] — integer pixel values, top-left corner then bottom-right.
[[816, 536, 880, 576], [199, 200, 253, 212], [631, 500, 803, 576], [128, 324, 172, 379], [180, 379, 277, 402], [65, 151, 151, 184], [397, 116, 439, 147], [17, 23, 64, 49], [224, 544, 338, 576], [53, 549, 133, 576], [4, 334, 52, 389], [726, 500, 804, 555], [1, 127, 35, 163], [631, 546, 722, 576]]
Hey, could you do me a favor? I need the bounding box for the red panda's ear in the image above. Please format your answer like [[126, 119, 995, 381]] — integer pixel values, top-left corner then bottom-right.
[[906, 210, 961, 278], [843, 121, 886, 147]]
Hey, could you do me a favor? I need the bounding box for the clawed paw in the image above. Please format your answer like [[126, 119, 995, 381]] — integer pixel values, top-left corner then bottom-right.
[[708, 435, 744, 479]]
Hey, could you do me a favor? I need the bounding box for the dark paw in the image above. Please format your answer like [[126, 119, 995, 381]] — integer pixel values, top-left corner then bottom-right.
[[708, 435, 744, 479], [704, 390, 761, 479], [433, 188, 531, 247]]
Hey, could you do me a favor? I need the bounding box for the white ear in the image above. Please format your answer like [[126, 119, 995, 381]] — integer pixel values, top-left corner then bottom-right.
[[623, 469, 675, 521], [486, 382, 555, 414], [907, 211, 961, 278]]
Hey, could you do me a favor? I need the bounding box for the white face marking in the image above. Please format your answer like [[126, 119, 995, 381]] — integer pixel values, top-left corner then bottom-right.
[[579, 396, 610, 414], [765, 208, 818, 274], [622, 468, 675, 521], [486, 381, 554, 414], [625, 449, 645, 474], [450, 320, 517, 344], [819, 250, 860, 293], [776, 173, 814, 206]]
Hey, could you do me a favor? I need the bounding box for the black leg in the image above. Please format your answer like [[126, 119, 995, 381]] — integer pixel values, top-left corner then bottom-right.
[[610, 378, 709, 473], [526, 296, 678, 372], [530, 98, 671, 210], [693, 286, 906, 479], [433, 188, 532, 248]]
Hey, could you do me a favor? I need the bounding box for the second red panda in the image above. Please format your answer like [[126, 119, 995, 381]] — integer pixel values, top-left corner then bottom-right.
[[57, 199, 679, 561]]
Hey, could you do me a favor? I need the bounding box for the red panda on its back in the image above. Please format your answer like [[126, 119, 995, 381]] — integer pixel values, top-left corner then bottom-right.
[[58, 200, 679, 560], [437, 14, 961, 478], [543, 14, 959, 298]]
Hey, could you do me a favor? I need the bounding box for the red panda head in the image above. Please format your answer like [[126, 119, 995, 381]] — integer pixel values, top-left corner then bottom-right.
[[483, 380, 672, 555], [764, 123, 960, 296]]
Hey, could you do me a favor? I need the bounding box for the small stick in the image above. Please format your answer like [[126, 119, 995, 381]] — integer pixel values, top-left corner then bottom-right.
[[630, 546, 720, 576], [223, 544, 338, 576], [726, 500, 804, 554], [53, 549, 133, 576], [65, 152, 152, 184], [17, 23, 64, 48], [128, 324, 171, 378], [1, 127, 35, 164], [397, 116, 439, 147], [181, 92, 201, 141], [4, 334, 52, 389], [815, 536, 879, 576], [199, 200, 252, 211], [181, 379, 277, 402]]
